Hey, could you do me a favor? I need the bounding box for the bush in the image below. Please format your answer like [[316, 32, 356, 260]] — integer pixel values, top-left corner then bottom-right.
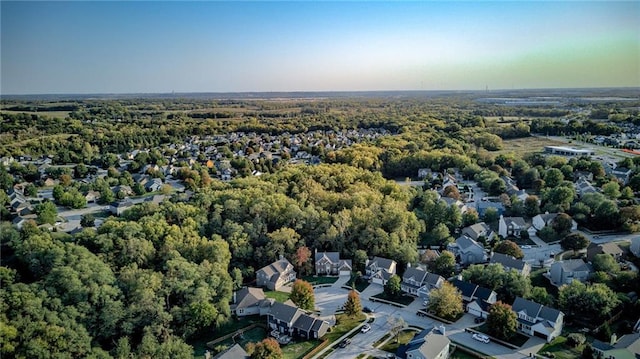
[[567, 333, 586, 347]]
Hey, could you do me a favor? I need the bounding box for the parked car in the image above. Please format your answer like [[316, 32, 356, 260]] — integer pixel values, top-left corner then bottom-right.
[[474, 317, 486, 324], [520, 245, 532, 249], [416, 311, 427, 317], [361, 324, 371, 333], [472, 333, 490, 343], [339, 339, 352, 348], [363, 307, 373, 313]]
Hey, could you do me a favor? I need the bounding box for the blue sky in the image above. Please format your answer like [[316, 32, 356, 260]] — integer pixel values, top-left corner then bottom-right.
[[1, 1, 638, 94]]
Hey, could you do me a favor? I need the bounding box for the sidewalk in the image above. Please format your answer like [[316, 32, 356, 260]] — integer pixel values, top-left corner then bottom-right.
[[310, 316, 370, 359]]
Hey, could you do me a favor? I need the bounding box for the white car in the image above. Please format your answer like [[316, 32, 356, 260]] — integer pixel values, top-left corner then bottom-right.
[[520, 245, 532, 249], [472, 333, 490, 343], [361, 324, 371, 333]]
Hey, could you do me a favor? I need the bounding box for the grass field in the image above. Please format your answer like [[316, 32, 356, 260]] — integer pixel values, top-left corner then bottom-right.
[[539, 336, 583, 359], [371, 292, 416, 306], [380, 329, 418, 353], [498, 136, 567, 156], [301, 276, 339, 286], [282, 340, 321, 359], [0, 110, 71, 118], [265, 290, 291, 303]]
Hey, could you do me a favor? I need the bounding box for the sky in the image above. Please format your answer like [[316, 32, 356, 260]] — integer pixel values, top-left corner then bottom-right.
[[1, 1, 639, 94]]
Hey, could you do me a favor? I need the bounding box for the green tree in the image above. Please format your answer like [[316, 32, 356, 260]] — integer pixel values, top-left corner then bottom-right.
[[528, 286, 553, 306], [544, 168, 564, 188], [602, 181, 621, 199], [560, 232, 589, 253], [344, 289, 362, 317], [493, 240, 524, 259], [524, 196, 540, 217], [592, 254, 619, 273], [427, 281, 463, 321], [34, 201, 57, 225], [289, 279, 314, 311], [552, 213, 574, 237], [247, 338, 283, 359], [487, 301, 517, 340], [461, 209, 480, 227], [384, 274, 402, 298], [483, 207, 499, 223], [558, 281, 620, 320], [80, 214, 95, 227], [432, 250, 456, 277]]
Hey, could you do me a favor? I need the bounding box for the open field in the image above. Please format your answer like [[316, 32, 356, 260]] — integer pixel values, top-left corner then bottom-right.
[[498, 136, 567, 156], [0, 110, 71, 118]]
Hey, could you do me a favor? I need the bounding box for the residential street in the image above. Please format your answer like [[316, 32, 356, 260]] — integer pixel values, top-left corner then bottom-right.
[[314, 279, 545, 359]]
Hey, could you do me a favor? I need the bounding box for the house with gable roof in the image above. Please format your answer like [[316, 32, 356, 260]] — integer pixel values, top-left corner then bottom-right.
[[366, 256, 397, 285], [447, 235, 486, 266], [396, 326, 450, 359], [266, 301, 329, 340], [416, 272, 445, 300], [532, 212, 578, 232], [512, 297, 564, 342], [498, 215, 528, 238], [314, 251, 352, 276], [210, 343, 250, 359], [231, 287, 266, 317], [548, 259, 592, 286], [461, 222, 495, 242], [256, 257, 296, 291], [490, 252, 531, 276], [592, 332, 640, 359], [586, 242, 623, 262]]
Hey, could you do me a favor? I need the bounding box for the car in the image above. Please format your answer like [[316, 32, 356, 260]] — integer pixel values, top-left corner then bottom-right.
[[472, 333, 490, 343], [416, 311, 427, 317], [474, 317, 486, 324], [339, 339, 351, 348], [520, 245, 532, 249], [363, 307, 373, 313], [361, 324, 371, 333], [422, 300, 429, 306], [594, 235, 600, 239]]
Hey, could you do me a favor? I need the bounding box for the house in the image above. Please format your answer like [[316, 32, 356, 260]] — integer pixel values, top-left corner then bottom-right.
[[447, 235, 486, 266], [85, 190, 101, 203], [266, 301, 329, 339], [548, 259, 593, 286], [610, 167, 633, 185], [110, 198, 134, 216], [466, 286, 498, 319], [476, 201, 505, 217], [231, 287, 266, 317], [586, 242, 623, 262], [574, 176, 598, 197], [113, 185, 133, 196], [461, 222, 495, 242], [450, 279, 479, 304], [591, 333, 640, 359], [441, 197, 468, 214], [416, 273, 445, 300], [144, 178, 163, 192], [498, 215, 528, 238], [511, 297, 564, 342], [532, 213, 578, 232], [210, 343, 250, 359], [365, 257, 397, 285], [402, 267, 429, 296], [256, 257, 296, 291], [490, 253, 531, 276], [543, 146, 594, 157], [396, 327, 450, 359], [314, 251, 352, 276]]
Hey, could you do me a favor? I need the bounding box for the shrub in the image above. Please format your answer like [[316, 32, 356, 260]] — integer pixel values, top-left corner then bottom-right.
[[567, 333, 586, 347]]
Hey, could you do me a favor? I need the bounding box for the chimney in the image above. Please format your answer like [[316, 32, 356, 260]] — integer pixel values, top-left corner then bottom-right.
[[233, 291, 237, 304], [610, 333, 617, 345], [279, 254, 284, 261]]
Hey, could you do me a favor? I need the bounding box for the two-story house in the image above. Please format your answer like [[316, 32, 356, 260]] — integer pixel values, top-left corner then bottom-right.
[[231, 287, 266, 317], [416, 273, 445, 300], [490, 253, 531, 277], [586, 242, 623, 262], [512, 297, 564, 343], [447, 236, 486, 266], [466, 286, 498, 319], [402, 267, 429, 296], [592, 333, 640, 359], [461, 222, 495, 242], [498, 216, 528, 238], [548, 259, 593, 286], [314, 251, 352, 276], [366, 257, 397, 285], [256, 257, 296, 291], [266, 301, 329, 340]]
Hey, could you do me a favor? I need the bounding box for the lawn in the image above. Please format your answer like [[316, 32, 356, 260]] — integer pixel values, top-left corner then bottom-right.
[[214, 327, 267, 352], [380, 329, 418, 353], [498, 136, 567, 156], [265, 290, 291, 303], [325, 313, 367, 343], [530, 268, 559, 297], [282, 339, 321, 359], [301, 276, 339, 286], [539, 336, 583, 359], [346, 275, 370, 292], [371, 292, 415, 306], [451, 347, 485, 359]]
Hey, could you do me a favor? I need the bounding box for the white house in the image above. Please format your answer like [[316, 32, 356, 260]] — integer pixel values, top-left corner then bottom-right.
[[498, 215, 528, 238], [366, 257, 397, 285], [512, 297, 564, 343], [532, 213, 578, 232]]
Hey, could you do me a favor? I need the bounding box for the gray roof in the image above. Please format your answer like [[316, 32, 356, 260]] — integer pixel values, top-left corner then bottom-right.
[[315, 251, 340, 264], [558, 259, 592, 272], [424, 273, 444, 287], [473, 286, 495, 302], [415, 333, 450, 359], [450, 279, 477, 299], [311, 319, 328, 333], [257, 258, 294, 281], [502, 216, 527, 227], [292, 313, 316, 332], [233, 287, 265, 310], [268, 301, 300, 324], [490, 252, 528, 271], [403, 267, 428, 283], [539, 306, 563, 323], [462, 222, 491, 240], [538, 213, 559, 224], [212, 343, 250, 359], [369, 257, 396, 272], [512, 297, 543, 319], [456, 235, 483, 251]]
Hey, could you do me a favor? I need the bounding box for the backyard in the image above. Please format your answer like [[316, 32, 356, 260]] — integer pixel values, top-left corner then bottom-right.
[[380, 329, 419, 353], [265, 290, 291, 303], [539, 336, 583, 359]]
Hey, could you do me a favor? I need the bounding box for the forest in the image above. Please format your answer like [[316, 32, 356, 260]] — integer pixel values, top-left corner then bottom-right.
[[1, 89, 640, 358]]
